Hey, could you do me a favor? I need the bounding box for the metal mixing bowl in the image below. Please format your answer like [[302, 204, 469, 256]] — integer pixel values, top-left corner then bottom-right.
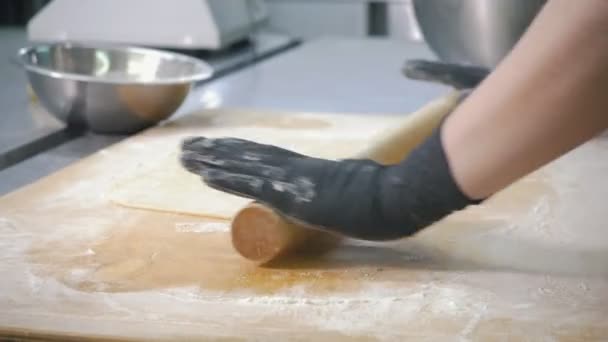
[[18, 43, 213, 134], [413, 0, 546, 68]]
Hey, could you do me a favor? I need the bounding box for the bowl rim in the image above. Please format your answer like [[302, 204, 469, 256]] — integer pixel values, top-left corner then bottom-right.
[[17, 42, 214, 85]]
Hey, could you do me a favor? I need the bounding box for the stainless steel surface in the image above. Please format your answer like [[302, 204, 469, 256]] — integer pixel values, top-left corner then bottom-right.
[[0, 29, 67, 169], [18, 43, 213, 133], [186, 38, 448, 115], [413, 0, 546, 68], [200, 32, 299, 79]]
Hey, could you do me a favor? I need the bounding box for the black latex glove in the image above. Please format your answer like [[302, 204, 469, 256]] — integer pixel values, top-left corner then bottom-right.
[[403, 59, 490, 89], [180, 60, 487, 241], [180, 126, 481, 241]]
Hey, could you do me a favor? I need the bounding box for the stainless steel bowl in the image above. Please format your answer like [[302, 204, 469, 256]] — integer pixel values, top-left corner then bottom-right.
[[18, 43, 213, 133], [413, 0, 546, 68]]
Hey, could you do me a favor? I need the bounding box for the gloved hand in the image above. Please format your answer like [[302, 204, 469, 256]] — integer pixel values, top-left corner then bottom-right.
[[180, 60, 488, 241], [180, 125, 482, 241]]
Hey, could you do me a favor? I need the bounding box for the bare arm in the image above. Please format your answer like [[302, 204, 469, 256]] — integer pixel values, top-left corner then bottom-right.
[[444, 0, 608, 199]]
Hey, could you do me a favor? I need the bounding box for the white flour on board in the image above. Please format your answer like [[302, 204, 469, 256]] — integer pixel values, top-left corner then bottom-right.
[[154, 282, 496, 339], [174, 221, 229, 233]]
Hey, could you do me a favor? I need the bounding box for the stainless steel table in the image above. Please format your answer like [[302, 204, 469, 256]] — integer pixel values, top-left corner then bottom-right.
[[0, 37, 448, 195], [189, 37, 448, 115]]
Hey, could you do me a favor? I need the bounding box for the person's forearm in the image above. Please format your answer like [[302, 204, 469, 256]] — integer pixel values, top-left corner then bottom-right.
[[444, 0, 608, 199]]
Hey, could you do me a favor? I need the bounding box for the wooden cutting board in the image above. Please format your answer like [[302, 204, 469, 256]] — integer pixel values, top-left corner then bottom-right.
[[1, 107, 608, 341]]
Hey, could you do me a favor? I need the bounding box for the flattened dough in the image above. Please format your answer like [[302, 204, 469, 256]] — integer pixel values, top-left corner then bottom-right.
[[108, 112, 401, 219], [109, 152, 250, 219]]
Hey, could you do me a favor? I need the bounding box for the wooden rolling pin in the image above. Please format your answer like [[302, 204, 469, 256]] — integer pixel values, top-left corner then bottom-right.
[[231, 92, 463, 264]]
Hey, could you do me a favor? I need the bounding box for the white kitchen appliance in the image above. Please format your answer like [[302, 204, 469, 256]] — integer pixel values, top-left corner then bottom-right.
[[27, 0, 268, 50]]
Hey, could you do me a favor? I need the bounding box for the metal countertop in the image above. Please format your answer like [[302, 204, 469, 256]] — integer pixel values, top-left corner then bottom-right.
[[0, 29, 67, 170], [189, 37, 448, 115]]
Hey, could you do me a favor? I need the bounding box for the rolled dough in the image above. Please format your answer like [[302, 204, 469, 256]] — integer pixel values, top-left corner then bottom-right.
[[108, 112, 402, 219]]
